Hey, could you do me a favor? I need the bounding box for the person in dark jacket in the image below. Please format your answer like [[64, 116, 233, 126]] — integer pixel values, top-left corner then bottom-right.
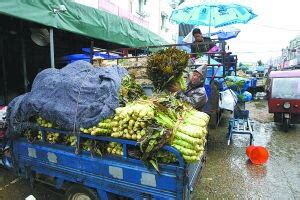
[[191, 28, 214, 56], [170, 65, 208, 111]]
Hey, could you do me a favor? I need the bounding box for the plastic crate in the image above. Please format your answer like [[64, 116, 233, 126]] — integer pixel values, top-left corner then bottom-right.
[[204, 84, 211, 97], [206, 66, 224, 78]]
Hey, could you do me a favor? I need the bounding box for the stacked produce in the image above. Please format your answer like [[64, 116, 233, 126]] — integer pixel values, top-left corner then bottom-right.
[[110, 102, 154, 140], [64, 135, 77, 147], [23, 129, 40, 142], [22, 96, 210, 166], [156, 150, 177, 164], [225, 76, 252, 102], [146, 48, 189, 91], [45, 132, 60, 144], [138, 126, 173, 170], [107, 142, 123, 156], [36, 117, 55, 128], [107, 95, 210, 164], [36, 117, 61, 144], [155, 106, 209, 163], [119, 75, 146, 106], [80, 118, 113, 136], [23, 117, 59, 143], [81, 139, 103, 156], [172, 110, 209, 163], [225, 77, 244, 90], [21, 79, 210, 167]]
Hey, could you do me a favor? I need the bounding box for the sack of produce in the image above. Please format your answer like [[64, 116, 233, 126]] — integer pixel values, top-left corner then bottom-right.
[[237, 91, 253, 102]]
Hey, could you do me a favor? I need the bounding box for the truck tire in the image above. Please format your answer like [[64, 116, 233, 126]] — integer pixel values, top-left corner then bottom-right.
[[65, 185, 100, 200], [283, 118, 290, 132]]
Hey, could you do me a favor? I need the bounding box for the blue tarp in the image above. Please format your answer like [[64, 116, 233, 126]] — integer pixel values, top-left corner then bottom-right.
[[62, 48, 122, 63], [7, 61, 128, 134]]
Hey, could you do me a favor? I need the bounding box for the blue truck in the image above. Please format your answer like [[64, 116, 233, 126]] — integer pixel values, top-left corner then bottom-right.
[[0, 123, 205, 200]]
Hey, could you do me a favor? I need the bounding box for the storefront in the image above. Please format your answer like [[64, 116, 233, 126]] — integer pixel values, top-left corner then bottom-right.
[[0, 0, 167, 104]]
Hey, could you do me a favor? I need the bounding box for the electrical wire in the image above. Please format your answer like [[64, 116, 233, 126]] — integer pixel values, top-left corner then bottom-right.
[[252, 24, 300, 32], [231, 50, 282, 54]]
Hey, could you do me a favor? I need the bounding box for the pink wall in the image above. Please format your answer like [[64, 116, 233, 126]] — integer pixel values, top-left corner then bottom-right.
[[99, 0, 149, 28]]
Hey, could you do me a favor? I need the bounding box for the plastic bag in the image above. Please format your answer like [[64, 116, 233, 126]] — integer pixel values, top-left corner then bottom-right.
[[237, 91, 253, 102], [219, 89, 237, 111]]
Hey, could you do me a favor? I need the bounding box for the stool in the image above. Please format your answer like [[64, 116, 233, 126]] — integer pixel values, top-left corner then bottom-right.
[[227, 118, 254, 145]]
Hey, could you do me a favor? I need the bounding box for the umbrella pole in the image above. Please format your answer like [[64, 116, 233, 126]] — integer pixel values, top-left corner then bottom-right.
[[50, 28, 55, 68], [208, 6, 212, 37], [20, 21, 28, 92], [21, 36, 28, 92], [90, 40, 94, 64], [0, 38, 8, 104]]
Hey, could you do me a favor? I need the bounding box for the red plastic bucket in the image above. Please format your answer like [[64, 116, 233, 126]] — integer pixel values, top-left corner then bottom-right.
[[246, 145, 269, 165]]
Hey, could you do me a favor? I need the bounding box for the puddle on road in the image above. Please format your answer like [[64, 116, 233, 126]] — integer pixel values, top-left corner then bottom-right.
[[0, 100, 299, 200], [193, 101, 300, 200]]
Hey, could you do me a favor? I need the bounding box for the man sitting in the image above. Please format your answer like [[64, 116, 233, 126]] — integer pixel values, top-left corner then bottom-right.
[[169, 65, 208, 111], [191, 28, 215, 57]]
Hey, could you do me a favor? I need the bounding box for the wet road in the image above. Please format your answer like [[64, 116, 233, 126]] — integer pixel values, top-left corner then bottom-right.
[[0, 168, 62, 200], [0, 100, 299, 200], [193, 100, 300, 199]]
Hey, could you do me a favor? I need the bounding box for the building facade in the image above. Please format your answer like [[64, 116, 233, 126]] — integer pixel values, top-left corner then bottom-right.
[[279, 36, 300, 69], [74, 0, 179, 44]]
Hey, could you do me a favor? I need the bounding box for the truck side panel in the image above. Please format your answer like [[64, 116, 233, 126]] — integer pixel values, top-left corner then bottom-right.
[[14, 139, 185, 199]]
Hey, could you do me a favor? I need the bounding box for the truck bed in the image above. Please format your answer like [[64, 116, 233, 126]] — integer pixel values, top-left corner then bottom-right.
[[11, 134, 205, 200]]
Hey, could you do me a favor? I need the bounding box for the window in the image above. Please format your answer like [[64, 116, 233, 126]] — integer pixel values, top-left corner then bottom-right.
[[136, 0, 148, 17], [161, 13, 168, 30], [138, 0, 145, 14], [129, 0, 133, 13], [272, 78, 300, 99]]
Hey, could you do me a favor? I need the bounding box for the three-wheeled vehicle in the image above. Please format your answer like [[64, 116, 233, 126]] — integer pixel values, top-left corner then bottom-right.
[[0, 103, 206, 200], [266, 70, 300, 131]]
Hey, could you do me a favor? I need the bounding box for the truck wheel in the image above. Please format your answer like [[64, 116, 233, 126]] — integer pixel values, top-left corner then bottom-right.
[[65, 185, 100, 200], [283, 118, 290, 132]]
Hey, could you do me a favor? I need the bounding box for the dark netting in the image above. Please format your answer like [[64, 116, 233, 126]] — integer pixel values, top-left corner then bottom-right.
[[6, 60, 127, 136]]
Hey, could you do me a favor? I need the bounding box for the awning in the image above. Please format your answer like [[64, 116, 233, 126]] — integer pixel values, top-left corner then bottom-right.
[[0, 0, 168, 47]]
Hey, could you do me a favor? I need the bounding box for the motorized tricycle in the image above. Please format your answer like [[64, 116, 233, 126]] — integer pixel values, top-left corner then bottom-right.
[[266, 70, 300, 131]]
